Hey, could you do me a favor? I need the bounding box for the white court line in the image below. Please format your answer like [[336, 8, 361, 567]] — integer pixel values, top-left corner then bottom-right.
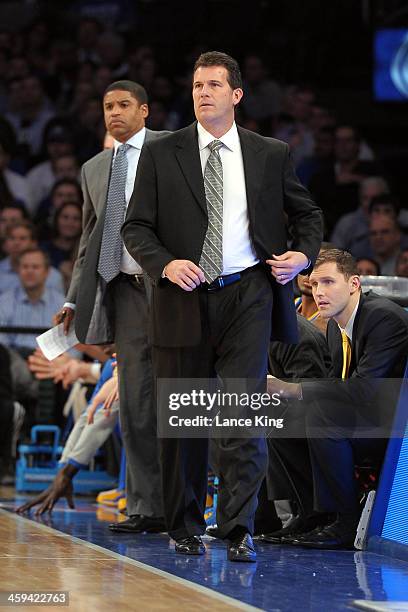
[[1, 509, 262, 612]]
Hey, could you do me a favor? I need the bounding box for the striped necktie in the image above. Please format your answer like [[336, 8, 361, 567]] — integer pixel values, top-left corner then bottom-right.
[[341, 330, 352, 380], [98, 143, 130, 283], [199, 139, 223, 283]]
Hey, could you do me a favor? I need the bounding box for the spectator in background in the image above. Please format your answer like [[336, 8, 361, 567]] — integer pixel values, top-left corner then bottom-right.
[[25, 19, 52, 76], [0, 203, 28, 256], [5, 75, 55, 161], [369, 214, 401, 276], [136, 57, 158, 92], [0, 221, 64, 293], [0, 248, 65, 357], [356, 257, 380, 276], [309, 126, 381, 236], [76, 17, 103, 64], [241, 54, 282, 124], [17, 356, 118, 515], [396, 249, 408, 277], [0, 133, 32, 211], [296, 126, 335, 186], [34, 177, 82, 240], [295, 271, 328, 335], [369, 193, 408, 235], [93, 65, 113, 98], [309, 105, 336, 135], [146, 100, 171, 131], [26, 121, 76, 212], [275, 86, 316, 165], [48, 39, 79, 111], [97, 31, 128, 80], [5, 55, 30, 83], [41, 201, 82, 269], [0, 203, 28, 232], [53, 154, 80, 182], [330, 176, 389, 256], [68, 96, 105, 162]]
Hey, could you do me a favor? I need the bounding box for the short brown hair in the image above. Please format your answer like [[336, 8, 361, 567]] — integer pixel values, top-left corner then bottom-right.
[[5, 220, 37, 241], [18, 247, 50, 268], [313, 248, 359, 279], [194, 51, 242, 90]]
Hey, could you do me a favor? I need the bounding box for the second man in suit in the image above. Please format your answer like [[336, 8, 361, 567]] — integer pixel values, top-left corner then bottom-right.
[[268, 248, 408, 548], [55, 80, 167, 533]]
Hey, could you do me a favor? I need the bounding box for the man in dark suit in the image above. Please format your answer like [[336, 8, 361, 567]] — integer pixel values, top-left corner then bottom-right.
[[268, 248, 408, 548], [122, 52, 322, 561], [54, 81, 167, 533]]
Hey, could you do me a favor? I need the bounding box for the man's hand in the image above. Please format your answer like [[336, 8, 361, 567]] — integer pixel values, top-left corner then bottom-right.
[[54, 307, 75, 335], [163, 260, 205, 291], [87, 377, 119, 424], [266, 251, 309, 285], [28, 350, 70, 380], [53, 359, 97, 389], [267, 376, 302, 400], [16, 470, 75, 515]]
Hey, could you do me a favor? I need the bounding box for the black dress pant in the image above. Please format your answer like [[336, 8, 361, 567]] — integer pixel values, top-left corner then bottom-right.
[[153, 268, 272, 540], [306, 398, 388, 514], [108, 274, 163, 518]]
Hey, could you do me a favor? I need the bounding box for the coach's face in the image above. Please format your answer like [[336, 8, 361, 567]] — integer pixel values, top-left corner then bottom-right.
[[309, 262, 360, 322], [193, 66, 242, 135], [103, 89, 148, 143]]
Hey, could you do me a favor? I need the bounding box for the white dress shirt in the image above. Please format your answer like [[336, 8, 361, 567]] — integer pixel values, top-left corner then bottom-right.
[[338, 299, 359, 341], [197, 121, 259, 275]]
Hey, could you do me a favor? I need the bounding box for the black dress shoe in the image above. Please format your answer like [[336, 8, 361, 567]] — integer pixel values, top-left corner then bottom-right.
[[109, 515, 166, 533], [290, 518, 357, 550], [228, 533, 257, 563], [206, 525, 222, 539], [260, 516, 305, 544], [261, 514, 330, 544], [175, 535, 206, 555]]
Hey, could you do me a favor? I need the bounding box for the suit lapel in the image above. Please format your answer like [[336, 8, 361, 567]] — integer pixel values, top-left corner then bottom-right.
[[350, 293, 364, 374], [175, 123, 207, 214], [329, 322, 344, 377], [88, 149, 113, 215], [238, 126, 267, 227]]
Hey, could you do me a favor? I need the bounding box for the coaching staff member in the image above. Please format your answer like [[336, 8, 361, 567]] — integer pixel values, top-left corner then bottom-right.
[[122, 51, 322, 562]]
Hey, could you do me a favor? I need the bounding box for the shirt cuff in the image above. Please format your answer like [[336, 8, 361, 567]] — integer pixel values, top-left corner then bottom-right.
[[90, 362, 102, 381], [63, 302, 76, 310]]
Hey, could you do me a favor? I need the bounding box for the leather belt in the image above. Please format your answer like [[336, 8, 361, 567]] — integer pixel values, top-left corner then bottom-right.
[[203, 263, 261, 292]]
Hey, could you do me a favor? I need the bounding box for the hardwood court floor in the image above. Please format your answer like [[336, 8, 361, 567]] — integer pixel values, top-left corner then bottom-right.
[[0, 508, 250, 611], [2, 489, 408, 611]]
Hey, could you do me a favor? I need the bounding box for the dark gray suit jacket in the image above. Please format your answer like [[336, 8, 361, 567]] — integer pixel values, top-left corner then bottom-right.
[[66, 128, 169, 343], [122, 122, 323, 348]]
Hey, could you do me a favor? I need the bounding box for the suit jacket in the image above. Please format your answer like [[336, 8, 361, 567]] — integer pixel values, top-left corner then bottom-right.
[[66, 128, 169, 344], [122, 122, 323, 347], [269, 314, 331, 380], [303, 292, 408, 422]]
